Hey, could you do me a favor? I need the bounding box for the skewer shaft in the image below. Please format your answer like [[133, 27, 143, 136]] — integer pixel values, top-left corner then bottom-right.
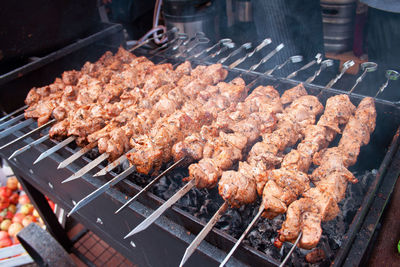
[[67, 165, 136, 216], [8, 134, 49, 160], [57, 142, 98, 169], [124, 179, 195, 239], [62, 153, 110, 183], [33, 136, 75, 164], [0, 113, 25, 130], [0, 119, 34, 139], [219, 207, 264, 267], [93, 148, 135, 177], [0, 105, 27, 123], [279, 232, 302, 267], [180, 201, 229, 267], [115, 158, 185, 214], [0, 119, 55, 150]]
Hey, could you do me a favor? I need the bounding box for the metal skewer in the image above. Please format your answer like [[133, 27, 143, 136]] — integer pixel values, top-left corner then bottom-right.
[[67, 165, 137, 216], [203, 41, 236, 60], [0, 119, 55, 150], [186, 38, 232, 60], [174, 32, 210, 59], [157, 34, 189, 64], [287, 53, 322, 79], [325, 60, 355, 89], [124, 179, 196, 239], [33, 136, 75, 164], [375, 69, 400, 98], [93, 148, 135, 177], [229, 38, 273, 69], [61, 153, 109, 183], [149, 33, 188, 60], [348, 62, 378, 94], [244, 43, 285, 72], [180, 201, 229, 267], [219, 207, 264, 267], [0, 113, 25, 131], [279, 232, 303, 267], [8, 134, 49, 160], [0, 119, 34, 139], [0, 105, 27, 123], [115, 158, 185, 214], [305, 59, 334, 84], [217, 42, 252, 64], [265, 55, 303, 76], [128, 27, 179, 53], [57, 141, 98, 169]]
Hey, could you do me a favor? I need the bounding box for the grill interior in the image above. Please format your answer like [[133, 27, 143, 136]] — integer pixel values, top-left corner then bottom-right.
[[1, 32, 400, 267]]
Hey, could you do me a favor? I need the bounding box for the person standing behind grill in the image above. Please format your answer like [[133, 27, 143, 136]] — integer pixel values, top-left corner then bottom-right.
[[251, 0, 325, 75]]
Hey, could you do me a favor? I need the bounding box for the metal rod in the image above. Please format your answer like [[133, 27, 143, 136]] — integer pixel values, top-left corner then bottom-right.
[[325, 60, 355, 89], [287, 53, 322, 79], [0, 119, 55, 150], [174, 32, 209, 59], [128, 33, 165, 52], [305, 59, 334, 84], [0, 105, 27, 123], [8, 134, 49, 160], [217, 42, 252, 64], [124, 179, 195, 239], [279, 232, 303, 267], [246, 43, 285, 72], [229, 39, 273, 69], [265, 55, 303, 76], [348, 62, 378, 94], [375, 69, 400, 98], [57, 141, 98, 169], [61, 153, 110, 183], [186, 39, 232, 60], [0, 119, 34, 139], [203, 42, 236, 60], [180, 201, 229, 267], [67, 165, 137, 216], [219, 207, 264, 267], [115, 157, 185, 214], [148, 32, 186, 59], [0, 113, 25, 131], [157, 34, 189, 64], [93, 148, 135, 177], [33, 136, 75, 164]]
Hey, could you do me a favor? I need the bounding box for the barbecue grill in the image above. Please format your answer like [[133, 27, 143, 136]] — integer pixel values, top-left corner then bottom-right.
[[1, 20, 400, 267]]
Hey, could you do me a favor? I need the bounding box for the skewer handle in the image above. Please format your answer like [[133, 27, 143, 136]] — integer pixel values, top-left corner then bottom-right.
[[279, 232, 303, 267]]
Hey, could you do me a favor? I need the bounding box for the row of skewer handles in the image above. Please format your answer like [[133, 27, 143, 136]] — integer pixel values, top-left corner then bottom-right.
[[135, 27, 399, 101], [0, 28, 382, 266]]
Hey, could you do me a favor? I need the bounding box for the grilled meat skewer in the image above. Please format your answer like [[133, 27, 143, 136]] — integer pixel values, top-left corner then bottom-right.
[[279, 97, 376, 249]]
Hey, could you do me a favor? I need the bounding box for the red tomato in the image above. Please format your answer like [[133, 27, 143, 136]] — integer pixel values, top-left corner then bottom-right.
[[18, 194, 30, 205], [0, 200, 9, 210], [0, 231, 9, 240], [0, 237, 12, 248], [22, 215, 37, 227], [6, 177, 18, 191], [0, 187, 12, 198], [4, 211, 13, 220], [8, 223, 23, 237], [9, 193, 19, 205], [12, 213, 25, 224]]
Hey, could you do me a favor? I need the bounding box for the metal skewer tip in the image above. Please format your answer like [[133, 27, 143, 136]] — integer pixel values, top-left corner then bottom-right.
[[8, 134, 50, 160], [375, 69, 400, 98], [180, 201, 229, 267], [116, 157, 185, 214], [67, 165, 136, 217], [57, 142, 97, 169], [219, 207, 264, 267], [279, 232, 303, 267], [33, 136, 75, 164], [62, 153, 110, 183], [0, 119, 55, 150], [124, 179, 196, 239]]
